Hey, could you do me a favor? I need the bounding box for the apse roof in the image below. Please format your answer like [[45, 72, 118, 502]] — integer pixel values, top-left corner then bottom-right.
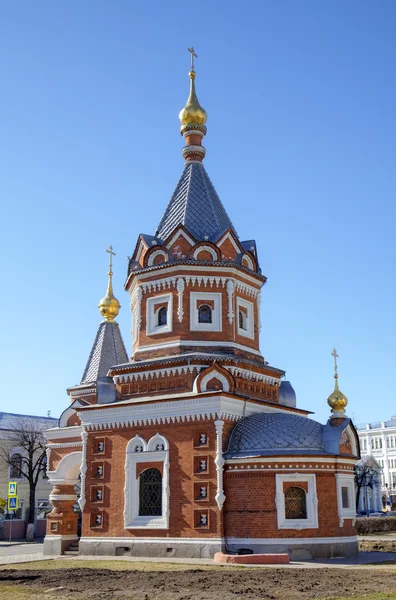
[[225, 412, 326, 458], [155, 162, 238, 242], [81, 320, 128, 384]]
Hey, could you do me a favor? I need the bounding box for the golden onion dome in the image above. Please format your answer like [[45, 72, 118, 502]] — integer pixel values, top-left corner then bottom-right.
[[327, 375, 348, 415], [179, 70, 207, 126], [98, 246, 120, 321]]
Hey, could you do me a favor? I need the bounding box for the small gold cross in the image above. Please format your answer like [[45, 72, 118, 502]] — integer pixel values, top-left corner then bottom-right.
[[106, 245, 116, 272], [188, 47, 197, 70], [331, 348, 339, 376]]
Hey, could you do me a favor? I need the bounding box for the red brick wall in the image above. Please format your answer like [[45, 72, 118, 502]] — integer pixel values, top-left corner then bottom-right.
[[83, 419, 228, 539], [223, 469, 355, 539]]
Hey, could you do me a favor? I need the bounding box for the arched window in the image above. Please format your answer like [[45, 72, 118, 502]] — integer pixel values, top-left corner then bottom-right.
[[198, 304, 212, 324], [10, 453, 22, 478], [139, 468, 162, 517], [284, 487, 307, 519], [157, 307, 167, 327], [238, 310, 247, 331]]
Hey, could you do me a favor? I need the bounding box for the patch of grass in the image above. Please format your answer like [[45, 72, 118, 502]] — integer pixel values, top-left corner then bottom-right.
[[0, 585, 42, 600], [0, 559, 226, 572]]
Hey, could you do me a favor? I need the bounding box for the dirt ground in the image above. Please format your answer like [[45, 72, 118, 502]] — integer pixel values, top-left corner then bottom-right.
[[1, 566, 396, 600]]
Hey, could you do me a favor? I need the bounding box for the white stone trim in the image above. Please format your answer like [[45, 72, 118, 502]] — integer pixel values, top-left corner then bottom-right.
[[44, 426, 83, 441], [182, 145, 206, 159], [165, 229, 196, 249], [124, 435, 170, 530], [275, 473, 318, 530], [257, 291, 262, 332], [147, 249, 167, 267], [78, 396, 285, 431], [130, 275, 259, 299], [114, 365, 201, 384], [225, 366, 278, 386], [47, 451, 82, 486], [190, 292, 222, 332], [146, 292, 173, 336], [134, 339, 262, 357], [176, 278, 185, 322], [226, 280, 234, 324], [47, 442, 83, 449], [225, 535, 358, 545], [241, 254, 254, 270], [78, 429, 88, 512], [199, 372, 230, 393], [69, 387, 96, 398], [80, 536, 223, 544], [236, 297, 254, 340], [134, 239, 147, 264], [216, 231, 242, 255], [45, 534, 79, 541], [182, 129, 204, 139], [49, 494, 76, 501], [226, 457, 356, 466], [128, 265, 262, 289], [214, 420, 225, 509], [335, 473, 356, 527], [193, 245, 218, 261]]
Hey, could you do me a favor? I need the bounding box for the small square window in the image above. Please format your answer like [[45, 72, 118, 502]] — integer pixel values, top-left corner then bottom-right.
[[236, 297, 254, 339], [190, 293, 222, 332], [146, 293, 173, 336]]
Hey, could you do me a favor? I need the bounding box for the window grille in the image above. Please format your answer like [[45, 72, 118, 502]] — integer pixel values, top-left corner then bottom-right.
[[157, 307, 167, 326], [139, 468, 162, 516], [10, 454, 22, 478], [284, 487, 307, 519], [198, 304, 212, 324]]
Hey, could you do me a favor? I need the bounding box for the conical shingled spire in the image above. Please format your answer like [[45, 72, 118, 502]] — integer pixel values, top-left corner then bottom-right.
[[155, 162, 238, 242], [81, 321, 128, 384]]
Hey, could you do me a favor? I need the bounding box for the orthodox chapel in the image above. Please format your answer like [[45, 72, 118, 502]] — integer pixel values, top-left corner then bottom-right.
[[44, 55, 360, 560]]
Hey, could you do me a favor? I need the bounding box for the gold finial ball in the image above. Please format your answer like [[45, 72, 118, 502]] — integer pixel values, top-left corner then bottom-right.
[[327, 377, 348, 414], [179, 72, 207, 126], [98, 291, 120, 322]]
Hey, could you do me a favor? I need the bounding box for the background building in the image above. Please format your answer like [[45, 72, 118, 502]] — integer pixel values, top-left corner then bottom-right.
[[0, 411, 58, 539], [357, 416, 396, 510]]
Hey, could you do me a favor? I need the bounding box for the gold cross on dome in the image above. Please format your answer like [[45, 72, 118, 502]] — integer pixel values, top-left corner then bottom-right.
[[106, 245, 116, 272], [188, 47, 197, 70], [331, 348, 339, 376]]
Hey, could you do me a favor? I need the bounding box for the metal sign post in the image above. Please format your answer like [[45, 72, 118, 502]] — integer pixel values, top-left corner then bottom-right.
[[7, 482, 18, 544]]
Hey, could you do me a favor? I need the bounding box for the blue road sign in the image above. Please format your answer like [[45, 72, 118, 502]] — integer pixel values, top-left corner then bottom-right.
[[8, 496, 18, 511], [8, 482, 17, 496]]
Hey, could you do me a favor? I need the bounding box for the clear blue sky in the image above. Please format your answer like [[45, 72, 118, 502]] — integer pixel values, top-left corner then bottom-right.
[[1, 1, 395, 425]]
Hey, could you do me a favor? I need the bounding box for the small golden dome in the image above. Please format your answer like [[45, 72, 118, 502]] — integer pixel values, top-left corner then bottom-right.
[[327, 375, 348, 415], [179, 71, 207, 127], [98, 246, 120, 321]]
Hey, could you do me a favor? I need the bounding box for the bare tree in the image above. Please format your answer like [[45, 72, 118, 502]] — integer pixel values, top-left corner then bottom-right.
[[355, 460, 378, 513], [0, 419, 47, 541]]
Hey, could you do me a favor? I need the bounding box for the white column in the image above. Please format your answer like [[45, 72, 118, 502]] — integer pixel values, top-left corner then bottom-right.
[[214, 419, 226, 510], [78, 429, 88, 511]]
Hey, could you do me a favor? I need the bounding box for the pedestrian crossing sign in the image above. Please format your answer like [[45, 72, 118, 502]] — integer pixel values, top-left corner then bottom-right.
[[8, 482, 17, 497], [8, 496, 18, 511]]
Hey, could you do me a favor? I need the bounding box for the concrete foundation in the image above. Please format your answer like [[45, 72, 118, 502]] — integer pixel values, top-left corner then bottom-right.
[[225, 537, 359, 560], [43, 535, 79, 556], [78, 537, 223, 559]]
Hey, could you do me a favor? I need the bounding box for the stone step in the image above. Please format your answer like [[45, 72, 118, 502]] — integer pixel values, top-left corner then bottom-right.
[[63, 550, 79, 555]]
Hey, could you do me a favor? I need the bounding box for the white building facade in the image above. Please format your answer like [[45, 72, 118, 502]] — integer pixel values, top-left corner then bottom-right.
[[357, 416, 396, 511]]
